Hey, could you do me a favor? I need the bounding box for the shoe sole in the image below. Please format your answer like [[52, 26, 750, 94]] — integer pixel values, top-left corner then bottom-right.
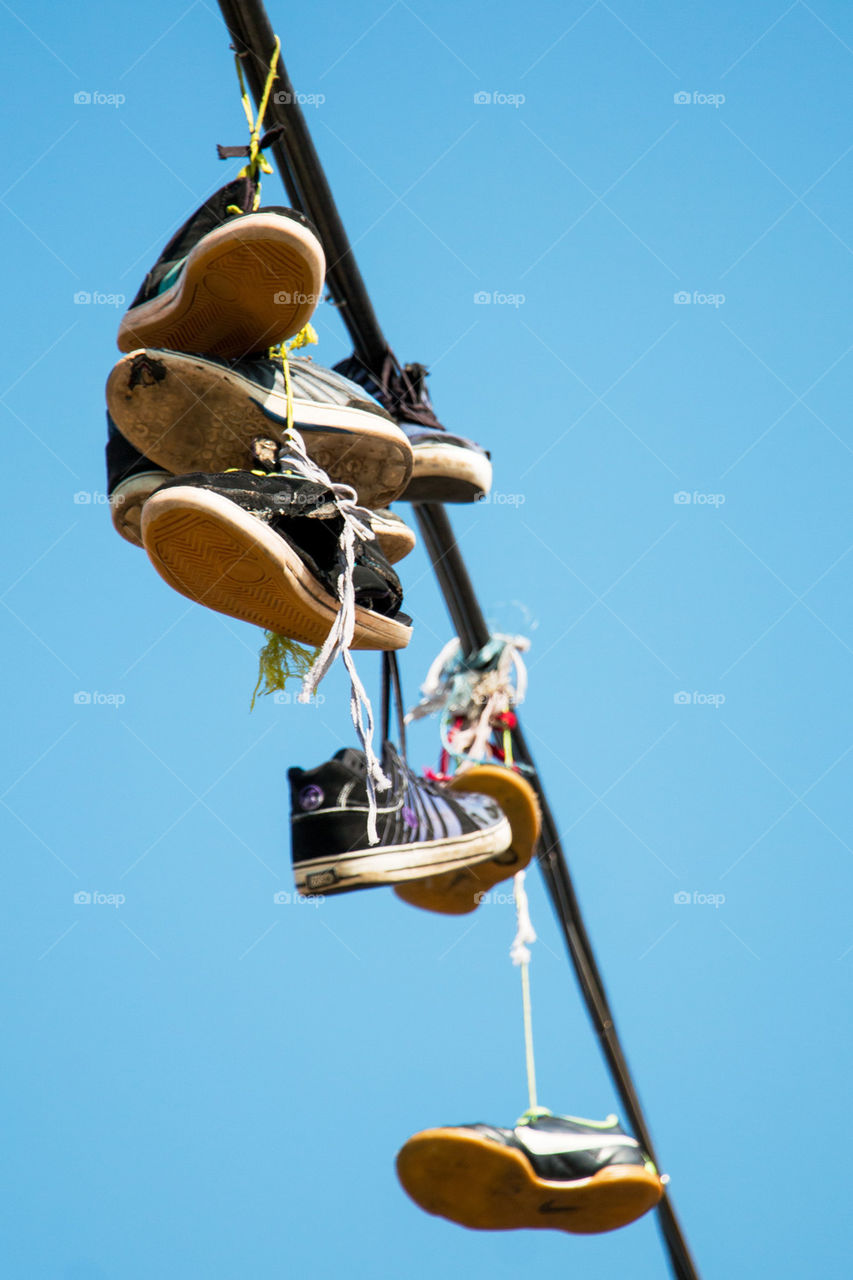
[[396, 1129, 663, 1234], [117, 214, 325, 358], [369, 509, 416, 564], [110, 471, 170, 547], [107, 349, 413, 510], [141, 487, 411, 651], [402, 441, 493, 504], [293, 814, 512, 896], [393, 766, 541, 915]]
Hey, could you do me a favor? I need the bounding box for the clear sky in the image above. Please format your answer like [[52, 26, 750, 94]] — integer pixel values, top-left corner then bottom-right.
[[2, 2, 852, 1277]]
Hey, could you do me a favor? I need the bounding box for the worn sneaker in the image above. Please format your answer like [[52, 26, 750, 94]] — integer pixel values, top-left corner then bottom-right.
[[334, 355, 492, 503], [107, 348, 413, 509], [288, 742, 512, 896], [105, 413, 170, 548], [105, 417, 416, 562], [117, 178, 325, 358], [394, 764, 540, 915], [141, 469, 411, 650], [397, 1109, 664, 1234]]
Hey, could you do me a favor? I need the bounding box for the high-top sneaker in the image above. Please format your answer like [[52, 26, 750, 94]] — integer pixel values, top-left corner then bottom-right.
[[334, 354, 492, 503], [106, 413, 170, 548], [107, 349, 413, 510], [117, 178, 325, 358], [397, 1109, 664, 1234], [141, 469, 411, 650], [394, 764, 541, 915], [288, 742, 512, 895]]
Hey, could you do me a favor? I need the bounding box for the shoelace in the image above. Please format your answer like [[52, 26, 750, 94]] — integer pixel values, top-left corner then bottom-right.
[[263, 332, 391, 842], [407, 634, 530, 770]]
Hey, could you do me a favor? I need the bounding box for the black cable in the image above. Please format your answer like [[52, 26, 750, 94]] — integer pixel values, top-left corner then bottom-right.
[[213, 5, 701, 1275]]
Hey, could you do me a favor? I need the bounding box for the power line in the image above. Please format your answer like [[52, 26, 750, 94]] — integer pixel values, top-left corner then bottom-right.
[[213, 4, 701, 1275]]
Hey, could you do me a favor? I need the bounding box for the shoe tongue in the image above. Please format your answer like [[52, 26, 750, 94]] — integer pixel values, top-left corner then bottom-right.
[[332, 747, 367, 775]]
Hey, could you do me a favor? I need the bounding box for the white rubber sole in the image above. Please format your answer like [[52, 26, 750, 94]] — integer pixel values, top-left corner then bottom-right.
[[110, 471, 170, 547], [403, 441, 493, 503], [141, 487, 411, 651], [117, 213, 325, 358], [107, 349, 413, 509], [294, 814, 512, 895]]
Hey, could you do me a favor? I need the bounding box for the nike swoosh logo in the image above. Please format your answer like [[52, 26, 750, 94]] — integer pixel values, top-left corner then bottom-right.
[[538, 1200, 578, 1215]]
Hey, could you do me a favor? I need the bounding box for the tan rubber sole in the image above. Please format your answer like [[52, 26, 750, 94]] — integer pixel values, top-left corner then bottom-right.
[[110, 471, 170, 547], [369, 509, 416, 564], [141, 488, 411, 651], [107, 349, 413, 510], [394, 765, 541, 915], [117, 214, 325, 358], [396, 1128, 663, 1234]]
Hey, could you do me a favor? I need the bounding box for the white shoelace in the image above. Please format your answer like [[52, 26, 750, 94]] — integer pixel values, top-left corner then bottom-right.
[[274, 429, 391, 843]]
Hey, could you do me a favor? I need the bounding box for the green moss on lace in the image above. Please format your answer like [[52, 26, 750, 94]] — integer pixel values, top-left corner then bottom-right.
[[250, 632, 318, 710]]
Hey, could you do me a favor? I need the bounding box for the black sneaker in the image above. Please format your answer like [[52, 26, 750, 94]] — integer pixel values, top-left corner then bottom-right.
[[288, 742, 512, 895], [105, 413, 170, 548], [397, 1109, 664, 1234], [140, 469, 411, 650], [117, 178, 325, 358], [334, 354, 492, 503], [107, 349, 413, 510]]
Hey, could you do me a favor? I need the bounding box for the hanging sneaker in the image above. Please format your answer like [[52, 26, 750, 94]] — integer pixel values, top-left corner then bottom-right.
[[394, 764, 540, 915], [106, 415, 416, 563], [106, 349, 413, 510], [105, 413, 170, 548], [288, 742, 512, 896], [140, 469, 411, 650], [117, 178, 325, 358], [397, 1108, 664, 1234], [334, 354, 492, 503]]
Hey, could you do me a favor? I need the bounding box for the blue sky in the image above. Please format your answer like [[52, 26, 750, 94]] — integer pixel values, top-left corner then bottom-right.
[[2, 1, 852, 1276]]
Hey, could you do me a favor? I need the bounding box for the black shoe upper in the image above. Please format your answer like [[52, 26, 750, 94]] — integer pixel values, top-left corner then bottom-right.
[[152, 469, 404, 619], [288, 741, 506, 864], [128, 179, 321, 309], [105, 412, 164, 496], [333, 354, 490, 456], [458, 1113, 649, 1183]]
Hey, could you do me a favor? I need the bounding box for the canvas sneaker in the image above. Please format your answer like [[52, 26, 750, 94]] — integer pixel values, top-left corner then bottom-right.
[[117, 177, 325, 358], [141, 468, 411, 650], [334, 355, 492, 503], [106, 416, 416, 562], [288, 742, 512, 895], [107, 348, 413, 510], [397, 1109, 664, 1234], [394, 764, 540, 915]]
